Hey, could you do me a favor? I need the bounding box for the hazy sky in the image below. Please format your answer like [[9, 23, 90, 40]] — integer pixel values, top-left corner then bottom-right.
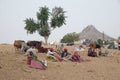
[[0, 0, 120, 44]]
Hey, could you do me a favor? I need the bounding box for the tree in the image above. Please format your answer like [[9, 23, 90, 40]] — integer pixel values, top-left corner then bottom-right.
[[24, 6, 66, 44], [118, 36, 120, 40], [97, 39, 103, 45], [61, 32, 80, 43]]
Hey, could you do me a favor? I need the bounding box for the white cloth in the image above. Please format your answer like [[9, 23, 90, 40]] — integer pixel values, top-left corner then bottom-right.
[[74, 47, 80, 51], [47, 49, 56, 56], [25, 48, 37, 56], [74, 47, 84, 52]]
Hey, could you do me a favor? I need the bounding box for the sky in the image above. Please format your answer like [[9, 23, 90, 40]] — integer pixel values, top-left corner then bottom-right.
[[0, 0, 120, 44]]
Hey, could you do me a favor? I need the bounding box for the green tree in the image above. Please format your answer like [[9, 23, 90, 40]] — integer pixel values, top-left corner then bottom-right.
[[97, 39, 103, 45], [61, 32, 80, 43], [118, 36, 120, 40], [24, 6, 66, 44]]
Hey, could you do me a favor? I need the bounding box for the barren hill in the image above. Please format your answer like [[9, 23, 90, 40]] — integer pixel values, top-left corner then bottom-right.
[[80, 25, 115, 41]]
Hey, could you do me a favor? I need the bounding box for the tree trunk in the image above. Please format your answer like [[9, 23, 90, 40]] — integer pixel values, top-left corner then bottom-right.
[[44, 36, 49, 45]]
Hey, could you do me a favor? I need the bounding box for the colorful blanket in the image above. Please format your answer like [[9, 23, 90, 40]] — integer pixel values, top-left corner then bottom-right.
[[30, 60, 46, 70]]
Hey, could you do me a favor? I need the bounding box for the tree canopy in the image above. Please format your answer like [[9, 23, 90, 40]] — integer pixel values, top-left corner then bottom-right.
[[24, 6, 66, 44], [118, 36, 120, 40], [61, 32, 80, 43]]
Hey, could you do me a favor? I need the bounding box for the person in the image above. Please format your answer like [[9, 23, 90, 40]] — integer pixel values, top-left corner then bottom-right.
[[60, 43, 64, 51], [56, 43, 64, 52], [25, 47, 47, 69], [70, 51, 84, 62], [46, 48, 63, 61], [47, 48, 56, 56], [61, 48, 71, 59], [25, 46, 37, 55], [25, 47, 37, 65], [88, 48, 93, 56], [118, 40, 120, 50], [88, 47, 97, 57]]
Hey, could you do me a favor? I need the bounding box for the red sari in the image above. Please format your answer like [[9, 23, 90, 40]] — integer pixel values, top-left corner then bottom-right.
[[71, 52, 84, 62]]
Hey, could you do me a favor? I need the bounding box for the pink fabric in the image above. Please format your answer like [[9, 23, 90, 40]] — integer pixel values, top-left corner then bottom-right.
[[30, 60, 45, 70]]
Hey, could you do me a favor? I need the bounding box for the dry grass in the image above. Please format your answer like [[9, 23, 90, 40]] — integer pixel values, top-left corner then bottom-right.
[[0, 44, 120, 80]]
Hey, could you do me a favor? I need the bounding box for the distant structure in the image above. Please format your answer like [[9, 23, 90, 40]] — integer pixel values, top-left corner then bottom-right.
[[79, 25, 115, 41]]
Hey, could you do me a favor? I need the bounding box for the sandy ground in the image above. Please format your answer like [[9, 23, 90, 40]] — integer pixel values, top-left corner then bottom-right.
[[0, 44, 120, 80]]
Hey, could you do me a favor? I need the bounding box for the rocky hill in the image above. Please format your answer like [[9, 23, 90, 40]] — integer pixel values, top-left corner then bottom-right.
[[80, 25, 115, 41]]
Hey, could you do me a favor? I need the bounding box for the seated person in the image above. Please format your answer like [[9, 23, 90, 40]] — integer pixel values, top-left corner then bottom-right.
[[118, 40, 120, 50], [47, 48, 56, 56], [47, 48, 63, 61], [25, 47, 37, 65], [88, 48, 97, 57], [61, 48, 71, 59], [25, 47, 37, 56], [25, 47, 47, 69], [70, 51, 84, 62]]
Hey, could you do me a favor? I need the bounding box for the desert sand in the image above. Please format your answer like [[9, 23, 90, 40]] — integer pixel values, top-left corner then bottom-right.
[[0, 44, 120, 80]]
